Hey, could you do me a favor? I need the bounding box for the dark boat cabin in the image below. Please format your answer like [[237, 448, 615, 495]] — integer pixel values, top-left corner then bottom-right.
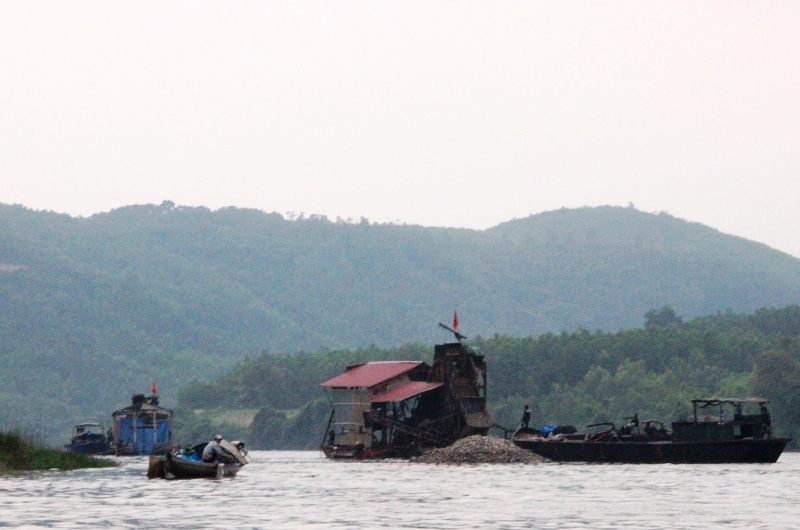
[[672, 397, 774, 442]]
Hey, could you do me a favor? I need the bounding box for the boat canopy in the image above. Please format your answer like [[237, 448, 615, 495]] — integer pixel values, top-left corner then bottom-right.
[[73, 423, 104, 435], [75, 422, 103, 429], [370, 381, 443, 404], [693, 397, 770, 407]]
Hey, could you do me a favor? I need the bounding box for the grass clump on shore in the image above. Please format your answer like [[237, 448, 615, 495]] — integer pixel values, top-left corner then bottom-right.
[[0, 430, 116, 472]]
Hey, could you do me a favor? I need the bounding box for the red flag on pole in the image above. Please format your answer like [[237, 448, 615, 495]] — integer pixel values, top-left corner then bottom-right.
[[453, 310, 459, 330], [152, 382, 157, 395]]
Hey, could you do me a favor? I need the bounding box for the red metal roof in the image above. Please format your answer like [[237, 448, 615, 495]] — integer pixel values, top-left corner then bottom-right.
[[319, 361, 424, 388], [371, 381, 443, 403]]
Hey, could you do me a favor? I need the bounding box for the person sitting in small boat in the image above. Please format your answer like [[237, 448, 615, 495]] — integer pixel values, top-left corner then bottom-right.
[[202, 434, 232, 463]]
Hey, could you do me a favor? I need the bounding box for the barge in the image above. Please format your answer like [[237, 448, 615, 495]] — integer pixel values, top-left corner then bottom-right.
[[512, 397, 790, 464]]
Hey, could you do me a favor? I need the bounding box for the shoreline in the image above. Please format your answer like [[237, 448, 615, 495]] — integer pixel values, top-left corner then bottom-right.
[[0, 430, 116, 473]]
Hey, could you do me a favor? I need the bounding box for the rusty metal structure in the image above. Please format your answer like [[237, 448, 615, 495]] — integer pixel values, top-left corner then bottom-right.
[[319, 324, 491, 458]]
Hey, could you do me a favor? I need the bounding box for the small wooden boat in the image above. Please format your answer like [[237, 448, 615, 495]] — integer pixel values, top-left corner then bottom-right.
[[147, 440, 248, 479]]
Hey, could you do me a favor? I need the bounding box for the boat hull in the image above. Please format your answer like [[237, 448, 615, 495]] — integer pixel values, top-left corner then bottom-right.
[[319, 444, 394, 460], [148, 453, 242, 479], [512, 437, 790, 464], [116, 445, 171, 457], [64, 440, 113, 456]]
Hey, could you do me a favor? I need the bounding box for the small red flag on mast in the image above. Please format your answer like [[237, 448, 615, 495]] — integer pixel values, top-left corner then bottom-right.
[[453, 310, 459, 330], [152, 382, 157, 395]]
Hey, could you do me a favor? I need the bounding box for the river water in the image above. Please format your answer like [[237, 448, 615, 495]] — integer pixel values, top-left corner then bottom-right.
[[1, 451, 798, 529]]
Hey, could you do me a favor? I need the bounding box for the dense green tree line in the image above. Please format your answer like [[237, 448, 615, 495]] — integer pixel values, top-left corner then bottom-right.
[[176, 305, 800, 449]]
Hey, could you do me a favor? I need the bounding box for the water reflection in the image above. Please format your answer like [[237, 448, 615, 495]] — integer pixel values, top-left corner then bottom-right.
[[1, 451, 798, 529]]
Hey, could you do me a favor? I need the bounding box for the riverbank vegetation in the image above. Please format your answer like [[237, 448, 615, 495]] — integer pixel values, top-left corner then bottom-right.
[[176, 305, 800, 449], [0, 430, 116, 472]]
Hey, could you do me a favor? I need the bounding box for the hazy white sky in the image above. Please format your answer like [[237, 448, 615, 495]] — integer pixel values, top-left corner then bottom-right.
[[2, 2, 799, 255]]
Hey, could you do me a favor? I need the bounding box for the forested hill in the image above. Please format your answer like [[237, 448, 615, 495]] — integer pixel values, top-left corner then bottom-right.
[[2, 201, 800, 442]]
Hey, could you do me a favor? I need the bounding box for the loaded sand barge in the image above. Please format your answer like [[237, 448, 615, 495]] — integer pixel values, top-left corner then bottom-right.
[[512, 397, 789, 464]]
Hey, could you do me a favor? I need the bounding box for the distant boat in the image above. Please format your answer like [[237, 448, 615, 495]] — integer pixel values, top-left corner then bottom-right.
[[111, 390, 173, 456], [147, 440, 248, 479], [512, 397, 790, 464], [64, 422, 113, 455]]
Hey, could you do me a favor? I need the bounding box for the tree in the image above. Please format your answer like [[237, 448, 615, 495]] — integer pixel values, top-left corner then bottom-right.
[[645, 306, 683, 328]]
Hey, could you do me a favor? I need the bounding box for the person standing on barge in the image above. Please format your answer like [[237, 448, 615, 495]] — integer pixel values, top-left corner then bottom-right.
[[521, 404, 531, 429]]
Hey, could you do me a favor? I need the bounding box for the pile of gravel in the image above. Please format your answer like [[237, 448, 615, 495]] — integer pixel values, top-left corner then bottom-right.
[[411, 435, 549, 465]]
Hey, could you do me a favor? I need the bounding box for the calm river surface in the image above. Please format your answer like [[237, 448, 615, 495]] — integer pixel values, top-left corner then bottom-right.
[[1, 451, 799, 529]]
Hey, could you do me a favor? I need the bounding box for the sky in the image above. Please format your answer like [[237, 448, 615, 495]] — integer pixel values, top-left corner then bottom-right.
[[2, 1, 799, 256]]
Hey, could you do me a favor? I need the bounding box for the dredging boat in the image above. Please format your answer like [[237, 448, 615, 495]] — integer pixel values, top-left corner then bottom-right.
[[319, 322, 492, 459], [512, 397, 790, 464]]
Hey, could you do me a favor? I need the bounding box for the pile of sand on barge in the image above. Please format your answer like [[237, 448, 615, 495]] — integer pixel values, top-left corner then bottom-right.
[[411, 435, 549, 464]]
